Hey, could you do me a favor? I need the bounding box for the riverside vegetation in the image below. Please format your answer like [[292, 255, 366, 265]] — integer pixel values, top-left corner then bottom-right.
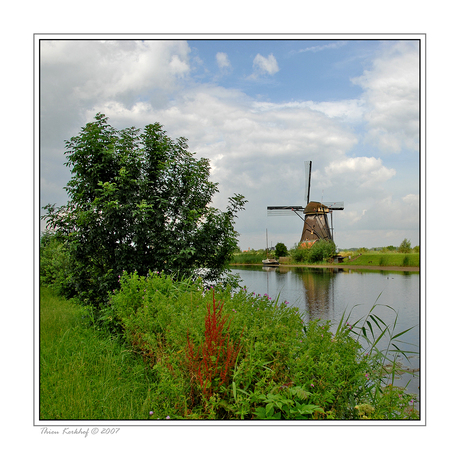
[[232, 239, 419, 268], [40, 268, 419, 420], [40, 115, 419, 420]]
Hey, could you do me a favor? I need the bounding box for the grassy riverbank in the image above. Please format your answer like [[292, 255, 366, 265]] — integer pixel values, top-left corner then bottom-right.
[[231, 251, 419, 269], [40, 274, 419, 420]]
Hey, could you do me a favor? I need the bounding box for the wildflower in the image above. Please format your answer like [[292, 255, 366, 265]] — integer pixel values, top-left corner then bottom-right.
[[166, 416, 170, 420], [310, 383, 314, 387], [365, 373, 369, 380], [149, 411, 153, 416]]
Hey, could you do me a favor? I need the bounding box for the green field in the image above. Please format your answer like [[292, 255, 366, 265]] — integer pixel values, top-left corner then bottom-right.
[[342, 252, 419, 267]]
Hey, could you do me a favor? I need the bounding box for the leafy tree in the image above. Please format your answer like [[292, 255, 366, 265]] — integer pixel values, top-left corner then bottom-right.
[[42, 113, 246, 307], [398, 238, 411, 253], [274, 242, 289, 258]]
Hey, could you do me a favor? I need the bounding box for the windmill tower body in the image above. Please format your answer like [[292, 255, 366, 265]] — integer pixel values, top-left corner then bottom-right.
[[267, 161, 344, 245]]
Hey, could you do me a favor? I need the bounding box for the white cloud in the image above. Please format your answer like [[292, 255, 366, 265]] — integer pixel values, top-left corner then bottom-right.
[[294, 41, 347, 54], [351, 41, 419, 153], [253, 99, 365, 123], [325, 157, 396, 189], [41, 40, 191, 105], [216, 52, 231, 70], [250, 53, 279, 78]]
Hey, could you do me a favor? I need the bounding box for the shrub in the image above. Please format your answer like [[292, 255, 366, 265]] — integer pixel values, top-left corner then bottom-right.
[[275, 242, 289, 258], [291, 239, 336, 263], [308, 239, 336, 262]]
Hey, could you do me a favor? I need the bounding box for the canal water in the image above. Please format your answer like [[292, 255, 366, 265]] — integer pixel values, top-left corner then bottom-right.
[[230, 265, 421, 398]]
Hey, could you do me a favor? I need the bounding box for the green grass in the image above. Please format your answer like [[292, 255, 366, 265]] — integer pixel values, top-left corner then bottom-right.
[[40, 287, 156, 420], [231, 250, 419, 267], [345, 253, 419, 267]]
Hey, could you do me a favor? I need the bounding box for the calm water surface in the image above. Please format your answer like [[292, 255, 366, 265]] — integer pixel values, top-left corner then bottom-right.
[[230, 265, 421, 397]]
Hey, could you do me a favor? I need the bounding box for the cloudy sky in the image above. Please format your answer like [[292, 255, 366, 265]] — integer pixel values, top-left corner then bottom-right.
[[39, 35, 421, 250]]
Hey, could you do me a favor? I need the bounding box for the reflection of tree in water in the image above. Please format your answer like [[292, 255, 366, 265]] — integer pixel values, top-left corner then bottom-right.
[[295, 267, 340, 322]]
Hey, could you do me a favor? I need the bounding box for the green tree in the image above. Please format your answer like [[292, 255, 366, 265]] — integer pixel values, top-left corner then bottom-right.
[[42, 113, 246, 307], [274, 242, 289, 258], [398, 238, 411, 253]]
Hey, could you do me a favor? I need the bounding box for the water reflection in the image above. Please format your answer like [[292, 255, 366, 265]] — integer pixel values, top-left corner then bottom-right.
[[234, 265, 419, 332]]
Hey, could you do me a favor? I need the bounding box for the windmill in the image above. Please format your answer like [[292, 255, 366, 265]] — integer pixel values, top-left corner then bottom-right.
[[267, 161, 344, 245]]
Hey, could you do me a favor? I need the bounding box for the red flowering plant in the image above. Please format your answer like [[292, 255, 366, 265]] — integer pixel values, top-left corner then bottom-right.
[[185, 290, 243, 402]]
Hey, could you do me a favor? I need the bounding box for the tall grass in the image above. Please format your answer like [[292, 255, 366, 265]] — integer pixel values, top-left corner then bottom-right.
[[230, 251, 267, 264], [335, 296, 419, 419], [40, 287, 156, 420]]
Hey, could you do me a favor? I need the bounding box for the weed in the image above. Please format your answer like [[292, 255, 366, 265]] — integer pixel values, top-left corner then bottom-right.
[[185, 290, 243, 400]]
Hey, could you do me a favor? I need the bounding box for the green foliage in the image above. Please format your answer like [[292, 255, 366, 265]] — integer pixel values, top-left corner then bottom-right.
[[252, 386, 324, 419], [309, 239, 336, 262], [274, 242, 289, 258], [93, 273, 418, 420], [42, 113, 246, 308], [275, 243, 289, 258], [40, 277, 419, 420], [338, 299, 419, 420], [291, 239, 337, 263], [39, 231, 75, 297], [398, 238, 412, 253], [231, 250, 266, 264]]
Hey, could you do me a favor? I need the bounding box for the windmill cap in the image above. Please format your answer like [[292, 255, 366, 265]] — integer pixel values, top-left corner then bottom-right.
[[303, 201, 330, 214]]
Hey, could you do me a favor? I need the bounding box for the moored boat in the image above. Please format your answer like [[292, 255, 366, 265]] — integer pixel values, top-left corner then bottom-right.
[[262, 258, 279, 266]]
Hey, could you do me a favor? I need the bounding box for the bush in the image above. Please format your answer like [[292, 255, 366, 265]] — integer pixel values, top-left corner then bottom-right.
[[309, 239, 336, 262], [275, 242, 289, 258], [291, 239, 336, 263]]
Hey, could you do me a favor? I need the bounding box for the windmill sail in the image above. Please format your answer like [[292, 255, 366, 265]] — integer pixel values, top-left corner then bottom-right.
[[267, 161, 344, 243], [305, 160, 312, 203]]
